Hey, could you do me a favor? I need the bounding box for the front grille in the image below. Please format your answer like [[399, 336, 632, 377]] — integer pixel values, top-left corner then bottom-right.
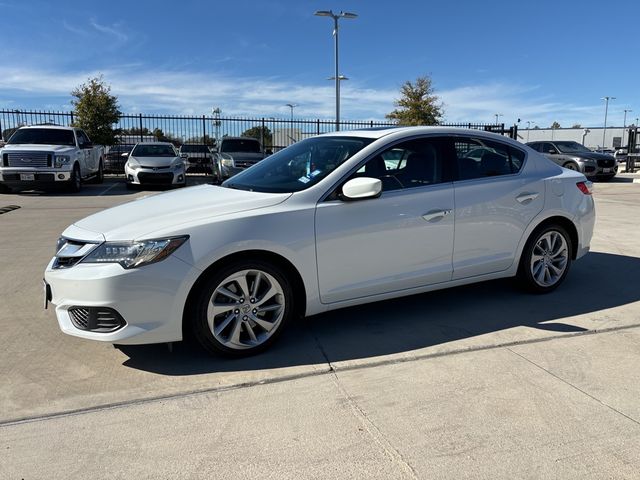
[[235, 161, 259, 169], [6, 152, 52, 168], [598, 159, 614, 168], [138, 172, 174, 184], [68, 307, 126, 333]]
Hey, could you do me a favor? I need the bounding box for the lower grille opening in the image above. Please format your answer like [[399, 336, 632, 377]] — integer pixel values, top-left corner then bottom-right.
[[68, 307, 126, 333]]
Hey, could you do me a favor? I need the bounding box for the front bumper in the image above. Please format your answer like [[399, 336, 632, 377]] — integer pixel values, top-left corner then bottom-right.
[[44, 254, 201, 344], [0, 168, 71, 188], [582, 161, 617, 178], [125, 165, 185, 185]]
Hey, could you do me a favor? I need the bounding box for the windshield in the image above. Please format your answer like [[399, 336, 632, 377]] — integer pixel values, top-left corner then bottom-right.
[[181, 144, 210, 153], [223, 136, 373, 193], [131, 144, 176, 157], [8, 128, 76, 146], [555, 141, 591, 154], [221, 139, 261, 153]]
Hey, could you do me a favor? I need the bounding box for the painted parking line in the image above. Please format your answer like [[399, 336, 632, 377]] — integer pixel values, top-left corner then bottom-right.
[[97, 182, 121, 196], [0, 205, 20, 215]]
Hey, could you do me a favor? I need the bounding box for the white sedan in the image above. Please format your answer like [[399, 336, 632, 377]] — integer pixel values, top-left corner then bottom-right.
[[124, 142, 186, 188], [44, 127, 595, 356]]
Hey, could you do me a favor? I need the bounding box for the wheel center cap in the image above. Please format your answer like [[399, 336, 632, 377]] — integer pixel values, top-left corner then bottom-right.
[[241, 304, 251, 313]]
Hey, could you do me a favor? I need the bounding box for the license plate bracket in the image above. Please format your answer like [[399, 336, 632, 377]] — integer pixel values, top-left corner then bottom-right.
[[20, 173, 35, 181], [603, 168, 611, 173]]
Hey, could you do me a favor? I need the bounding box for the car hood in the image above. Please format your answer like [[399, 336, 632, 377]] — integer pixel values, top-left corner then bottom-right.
[[1, 144, 76, 153], [567, 151, 615, 161], [224, 152, 265, 161], [70, 185, 291, 241], [129, 155, 178, 167]]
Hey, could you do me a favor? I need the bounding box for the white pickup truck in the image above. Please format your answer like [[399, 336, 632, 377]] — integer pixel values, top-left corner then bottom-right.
[[0, 125, 104, 193]]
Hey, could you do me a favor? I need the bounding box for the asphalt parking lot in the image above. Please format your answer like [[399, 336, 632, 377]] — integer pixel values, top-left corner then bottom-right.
[[2, 174, 640, 479]]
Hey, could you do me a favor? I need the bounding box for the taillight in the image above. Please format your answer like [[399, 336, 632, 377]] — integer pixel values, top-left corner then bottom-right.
[[576, 181, 592, 195]]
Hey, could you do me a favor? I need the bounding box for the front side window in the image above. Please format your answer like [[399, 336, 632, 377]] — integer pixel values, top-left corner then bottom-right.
[[223, 136, 373, 193], [541, 142, 557, 154], [351, 137, 448, 192], [453, 137, 525, 180], [131, 144, 176, 157]]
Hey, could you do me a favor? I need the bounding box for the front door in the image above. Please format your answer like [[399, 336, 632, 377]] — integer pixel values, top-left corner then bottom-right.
[[315, 136, 455, 304]]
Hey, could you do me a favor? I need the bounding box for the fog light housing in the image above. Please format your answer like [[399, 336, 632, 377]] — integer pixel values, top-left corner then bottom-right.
[[177, 174, 184, 182], [68, 306, 126, 332], [58, 174, 65, 179], [127, 175, 134, 181]]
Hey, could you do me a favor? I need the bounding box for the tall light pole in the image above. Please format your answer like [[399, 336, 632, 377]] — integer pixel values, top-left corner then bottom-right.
[[526, 121, 536, 142], [494, 113, 503, 124], [601, 96, 616, 151], [285, 103, 298, 145], [315, 10, 357, 131], [623, 109, 632, 146]]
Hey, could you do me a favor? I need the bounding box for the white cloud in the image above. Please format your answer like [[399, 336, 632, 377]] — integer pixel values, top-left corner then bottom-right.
[[0, 64, 618, 127]]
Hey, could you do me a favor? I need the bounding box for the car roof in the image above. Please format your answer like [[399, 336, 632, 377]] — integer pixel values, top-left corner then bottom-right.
[[133, 142, 175, 147], [20, 125, 75, 130], [323, 126, 522, 144]]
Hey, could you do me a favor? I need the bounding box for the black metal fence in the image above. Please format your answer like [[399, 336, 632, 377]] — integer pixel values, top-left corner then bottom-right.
[[0, 109, 517, 151]]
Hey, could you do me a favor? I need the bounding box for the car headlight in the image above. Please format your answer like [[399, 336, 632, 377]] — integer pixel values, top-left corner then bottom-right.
[[54, 155, 71, 168], [80, 236, 189, 269], [220, 154, 235, 168], [127, 157, 141, 170], [171, 158, 185, 170]]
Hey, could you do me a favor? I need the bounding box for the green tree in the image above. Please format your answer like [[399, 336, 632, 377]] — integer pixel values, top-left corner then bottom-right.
[[571, 123, 582, 129], [550, 121, 561, 129], [242, 126, 273, 148], [386, 75, 444, 126], [71, 75, 121, 146]]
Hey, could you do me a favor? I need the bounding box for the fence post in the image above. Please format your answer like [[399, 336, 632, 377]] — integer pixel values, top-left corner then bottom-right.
[[317, 119, 320, 136], [202, 115, 206, 144], [70, 112, 75, 126], [261, 118, 265, 148], [139, 114, 144, 142]]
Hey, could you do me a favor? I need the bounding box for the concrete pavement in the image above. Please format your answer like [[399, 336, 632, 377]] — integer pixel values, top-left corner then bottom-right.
[[1, 176, 640, 478]]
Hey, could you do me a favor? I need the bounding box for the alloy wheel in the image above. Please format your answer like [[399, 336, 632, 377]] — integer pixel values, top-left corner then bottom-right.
[[206, 269, 285, 350], [529, 230, 568, 287]]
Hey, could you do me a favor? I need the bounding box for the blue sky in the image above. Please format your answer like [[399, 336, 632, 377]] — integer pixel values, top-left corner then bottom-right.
[[0, 0, 637, 127]]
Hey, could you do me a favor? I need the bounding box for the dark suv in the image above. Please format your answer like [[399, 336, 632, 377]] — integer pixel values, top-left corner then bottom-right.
[[526, 140, 617, 180]]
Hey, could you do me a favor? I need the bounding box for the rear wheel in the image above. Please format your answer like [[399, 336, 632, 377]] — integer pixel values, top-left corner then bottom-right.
[[0, 183, 11, 194], [190, 260, 294, 357], [518, 225, 572, 293]]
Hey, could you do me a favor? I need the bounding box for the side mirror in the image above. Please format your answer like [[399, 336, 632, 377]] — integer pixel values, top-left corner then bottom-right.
[[181, 153, 188, 158], [548, 149, 557, 154], [341, 177, 382, 201]]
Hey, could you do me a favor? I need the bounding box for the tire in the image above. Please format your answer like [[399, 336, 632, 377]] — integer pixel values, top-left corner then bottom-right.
[[94, 160, 104, 184], [189, 260, 294, 357], [517, 224, 572, 294], [0, 183, 11, 194], [67, 164, 82, 193], [563, 162, 579, 171]]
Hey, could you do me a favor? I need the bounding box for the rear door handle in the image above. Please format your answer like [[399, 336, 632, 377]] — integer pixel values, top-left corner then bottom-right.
[[422, 209, 452, 222], [516, 192, 539, 204]]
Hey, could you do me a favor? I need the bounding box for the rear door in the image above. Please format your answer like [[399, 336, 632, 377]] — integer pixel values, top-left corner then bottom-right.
[[449, 136, 544, 279]]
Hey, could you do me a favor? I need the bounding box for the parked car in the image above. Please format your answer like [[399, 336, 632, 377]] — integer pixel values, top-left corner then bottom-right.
[[124, 142, 186, 188], [104, 144, 134, 174], [526, 140, 617, 180], [44, 127, 594, 357], [0, 125, 104, 193], [213, 136, 266, 181], [179, 144, 213, 173]]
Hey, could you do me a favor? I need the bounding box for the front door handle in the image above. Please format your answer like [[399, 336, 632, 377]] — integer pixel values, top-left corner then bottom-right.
[[516, 192, 539, 204], [422, 209, 452, 222]]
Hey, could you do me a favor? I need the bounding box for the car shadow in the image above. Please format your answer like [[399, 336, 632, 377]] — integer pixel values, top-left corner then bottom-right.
[[117, 251, 640, 375]]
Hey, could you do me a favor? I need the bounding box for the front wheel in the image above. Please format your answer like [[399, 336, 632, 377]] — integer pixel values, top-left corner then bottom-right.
[[563, 162, 579, 171], [94, 160, 104, 184], [518, 225, 572, 293], [190, 260, 294, 357], [67, 164, 82, 192]]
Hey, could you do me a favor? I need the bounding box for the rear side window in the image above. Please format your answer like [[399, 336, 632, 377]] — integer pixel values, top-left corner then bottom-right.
[[453, 138, 525, 181]]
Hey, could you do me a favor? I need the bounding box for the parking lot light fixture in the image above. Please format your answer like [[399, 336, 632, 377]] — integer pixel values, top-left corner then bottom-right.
[[623, 109, 632, 146], [314, 9, 358, 131], [601, 96, 616, 150]]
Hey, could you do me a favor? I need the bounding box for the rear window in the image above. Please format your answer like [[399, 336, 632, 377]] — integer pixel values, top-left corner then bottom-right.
[[8, 128, 76, 146], [181, 144, 210, 153], [221, 139, 261, 153], [131, 144, 176, 157]]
